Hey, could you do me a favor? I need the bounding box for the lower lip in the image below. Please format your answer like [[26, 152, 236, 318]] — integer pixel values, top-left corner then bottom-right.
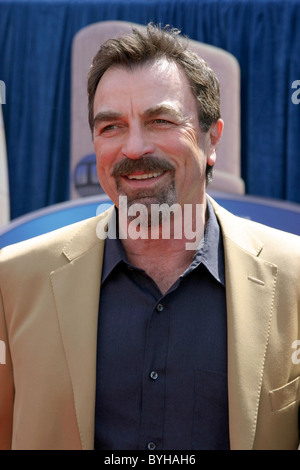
[[121, 172, 167, 187]]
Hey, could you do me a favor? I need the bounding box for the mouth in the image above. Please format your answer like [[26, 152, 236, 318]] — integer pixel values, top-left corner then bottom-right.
[[126, 171, 164, 180], [119, 170, 168, 190], [112, 156, 175, 182], [123, 169, 167, 183]]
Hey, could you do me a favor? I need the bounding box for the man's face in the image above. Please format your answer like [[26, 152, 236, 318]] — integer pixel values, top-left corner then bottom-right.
[[93, 59, 223, 211]]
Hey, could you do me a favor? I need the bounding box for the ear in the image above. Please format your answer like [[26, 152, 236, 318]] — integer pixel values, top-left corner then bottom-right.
[[207, 119, 224, 166]]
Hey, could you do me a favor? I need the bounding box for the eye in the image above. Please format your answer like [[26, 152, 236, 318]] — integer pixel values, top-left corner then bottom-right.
[[100, 124, 118, 133], [149, 118, 177, 129], [152, 119, 172, 124], [96, 123, 123, 138]]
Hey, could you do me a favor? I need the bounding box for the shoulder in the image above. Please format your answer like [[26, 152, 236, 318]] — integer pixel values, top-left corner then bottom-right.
[[0, 218, 88, 263], [0, 207, 112, 270], [240, 214, 299, 248], [209, 196, 300, 260]]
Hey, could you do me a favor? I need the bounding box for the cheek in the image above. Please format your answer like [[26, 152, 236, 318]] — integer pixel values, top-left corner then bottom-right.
[[173, 131, 207, 193], [181, 126, 205, 155], [95, 141, 117, 174], [156, 129, 197, 165], [94, 143, 118, 196], [172, 129, 205, 171]]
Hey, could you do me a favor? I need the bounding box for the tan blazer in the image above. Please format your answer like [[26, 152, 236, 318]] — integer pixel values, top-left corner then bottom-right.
[[0, 197, 299, 450]]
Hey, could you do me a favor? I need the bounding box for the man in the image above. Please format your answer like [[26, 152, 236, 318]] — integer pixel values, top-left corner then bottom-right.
[[0, 24, 299, 450]]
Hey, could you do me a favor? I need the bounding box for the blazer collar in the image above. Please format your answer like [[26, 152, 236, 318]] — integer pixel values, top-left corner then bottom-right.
[[62, 206, 114, 262], [208, 195, 264, 256]]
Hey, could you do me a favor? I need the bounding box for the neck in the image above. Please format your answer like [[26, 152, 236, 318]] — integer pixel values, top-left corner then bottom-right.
[[118, 199, 208, 268]]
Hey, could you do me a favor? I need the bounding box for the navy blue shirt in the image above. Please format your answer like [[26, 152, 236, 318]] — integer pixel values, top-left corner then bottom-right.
[[94, 200, 230, 450]]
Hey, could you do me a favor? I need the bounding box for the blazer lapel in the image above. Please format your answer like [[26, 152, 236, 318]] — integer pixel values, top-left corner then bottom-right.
[[50, 210, 112, 450], [210, 198, 278, 449]]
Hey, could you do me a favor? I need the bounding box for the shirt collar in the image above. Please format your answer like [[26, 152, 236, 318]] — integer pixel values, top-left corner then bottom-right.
[[101, 198, 225, 286], [101, 211, 128, 284], [186, 199, 225, 286]]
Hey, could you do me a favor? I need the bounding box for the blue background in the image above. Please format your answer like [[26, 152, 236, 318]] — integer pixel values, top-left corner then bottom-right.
[[1, 0, 300, 220]]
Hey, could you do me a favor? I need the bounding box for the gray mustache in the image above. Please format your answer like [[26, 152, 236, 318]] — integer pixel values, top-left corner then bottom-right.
[[112, 156, 175, 177]]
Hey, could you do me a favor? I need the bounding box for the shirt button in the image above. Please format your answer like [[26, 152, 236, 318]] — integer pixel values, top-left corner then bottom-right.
[[147, 441, 156, 450], [150, 370, 159, 380], [156, 303, 164, 312]]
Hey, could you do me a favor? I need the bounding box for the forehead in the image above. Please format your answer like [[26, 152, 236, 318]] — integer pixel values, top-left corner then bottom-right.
[[93, 58, 197, 115]]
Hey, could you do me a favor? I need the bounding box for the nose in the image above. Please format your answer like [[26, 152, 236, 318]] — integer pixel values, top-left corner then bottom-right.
[[121, 124, 155, 160]]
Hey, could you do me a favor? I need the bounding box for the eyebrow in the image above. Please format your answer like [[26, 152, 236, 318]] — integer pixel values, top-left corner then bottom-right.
[[144, 104, 185, 121], [93, 104, 185, 129], [93, 111, 123, 129]]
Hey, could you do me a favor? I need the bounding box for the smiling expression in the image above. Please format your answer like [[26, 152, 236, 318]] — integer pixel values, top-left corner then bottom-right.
[[93, 58, 222, 210]]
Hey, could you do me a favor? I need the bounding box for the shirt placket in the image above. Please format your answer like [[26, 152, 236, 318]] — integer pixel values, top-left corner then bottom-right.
[[138, 299, 170, 451]]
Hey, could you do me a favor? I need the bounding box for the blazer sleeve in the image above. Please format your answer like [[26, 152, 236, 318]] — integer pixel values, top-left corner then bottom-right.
[[0, 275, 14, 450]]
